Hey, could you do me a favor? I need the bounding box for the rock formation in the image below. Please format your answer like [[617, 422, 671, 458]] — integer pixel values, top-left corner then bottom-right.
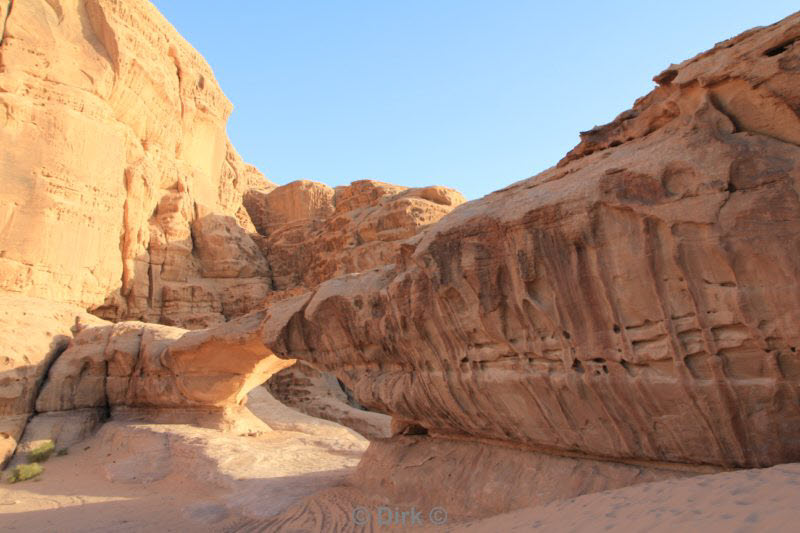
[[0, 0, 462, 465], [257, 11, 800, 471], [0, 0, 275, 330], [4, 0, 800, 529], [0, 295, 106, 466], [266, 360, 392, 440], [246, 179, 465, 292]]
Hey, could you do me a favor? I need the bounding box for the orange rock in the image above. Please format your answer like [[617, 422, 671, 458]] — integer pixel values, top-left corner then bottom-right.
[[260, 13, 800, 469], [0, 0, 274, 329]]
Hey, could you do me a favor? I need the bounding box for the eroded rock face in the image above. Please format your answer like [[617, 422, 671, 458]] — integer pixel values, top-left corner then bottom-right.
[[36, 312, 293, 413], [246, 179, 465, 433], [0, 0, 275, 329], [266, 361, 391, 440], [246, 179, 466, 292], [0, 294, 106, 466], [0, 0, 465, 460], [260, 13, 800, 469]]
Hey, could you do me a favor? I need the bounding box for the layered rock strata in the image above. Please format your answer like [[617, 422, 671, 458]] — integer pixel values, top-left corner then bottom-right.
[[4, 1, 800, 526], [0, 0, 275, 330], [257, 12, 800, 470], [245, 179, 466, 291]]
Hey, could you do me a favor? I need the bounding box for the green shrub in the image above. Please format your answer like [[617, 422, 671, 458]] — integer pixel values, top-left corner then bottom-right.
[[27, 440, 55, 463], [7, 463, 44, 483]]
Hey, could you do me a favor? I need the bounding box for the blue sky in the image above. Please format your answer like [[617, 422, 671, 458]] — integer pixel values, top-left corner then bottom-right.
[[152, 1, 798, 200]]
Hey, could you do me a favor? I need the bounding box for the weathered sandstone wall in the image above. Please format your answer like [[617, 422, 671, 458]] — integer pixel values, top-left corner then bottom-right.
[[0, 0, 275, 329], [0, 0, 464, 464], [260, 12, 800, 469]]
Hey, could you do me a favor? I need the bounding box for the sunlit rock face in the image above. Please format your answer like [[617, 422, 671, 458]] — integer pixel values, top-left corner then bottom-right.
[[0, 0, 466, 465], [245, 179, 466, 292], [260, 13, 800, 469], [36, 311, 293, 413], [0, 0, 275, 329]]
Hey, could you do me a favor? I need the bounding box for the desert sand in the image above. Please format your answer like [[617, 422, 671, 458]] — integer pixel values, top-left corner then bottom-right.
[[449, 464, 800, 533], [0, 388, 369, 532]]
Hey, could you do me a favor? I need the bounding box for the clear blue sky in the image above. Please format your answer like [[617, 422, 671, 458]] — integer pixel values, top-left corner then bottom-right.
[[151, 1, 798, 200]]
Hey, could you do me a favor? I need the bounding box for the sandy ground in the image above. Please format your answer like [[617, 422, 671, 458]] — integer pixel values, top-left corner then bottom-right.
[[0, 388, 368, 532], [446, 463, 800, 533], [3, 390, 800, 532]]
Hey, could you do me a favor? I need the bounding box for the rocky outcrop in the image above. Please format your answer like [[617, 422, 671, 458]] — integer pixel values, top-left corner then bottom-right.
[[257, 12, 800, 470], [0, 294, 105, 466], [36, 311, 293, 413], [5, 308, 295, 464], [244, 179, 464, 432], [0, 0, 275, 330], [0, 0, 465, 464], [245, 179, 466, 292]]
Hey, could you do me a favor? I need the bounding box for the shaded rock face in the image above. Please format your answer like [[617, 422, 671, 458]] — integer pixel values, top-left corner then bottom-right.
[[260, 13, 800, 469], [0, 294, 106, 466], [266, 360, 392, 440]]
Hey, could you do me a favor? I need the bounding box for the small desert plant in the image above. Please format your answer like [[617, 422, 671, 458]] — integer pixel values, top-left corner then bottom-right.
[[27, 440, 55, 463], [7, 462, 43, 483], [56, 448, 69, 457]]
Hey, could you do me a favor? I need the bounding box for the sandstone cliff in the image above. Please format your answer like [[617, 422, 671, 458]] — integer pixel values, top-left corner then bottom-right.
[[0, 0, 276, 330], [4, 0, 800, 528], [0, 0, 464, 465], [257, 12, 800, 470]]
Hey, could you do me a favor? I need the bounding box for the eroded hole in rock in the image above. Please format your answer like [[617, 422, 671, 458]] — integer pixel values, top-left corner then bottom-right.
[[571, 359, 584, 373], [400, 423, 429, 436], [263, 362, 393, 440], [764, 38, 797, 56]]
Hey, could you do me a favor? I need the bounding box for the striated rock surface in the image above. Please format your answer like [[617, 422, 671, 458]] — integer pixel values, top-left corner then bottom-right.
[[0, 0, 275, 329], [0, 0, 465, 460], [245, 179, 466, 292], [258, 12, 800, 469], [266, 361, 392, 440], [244, 179, 464, 432], [249, 437, 702, 531]]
